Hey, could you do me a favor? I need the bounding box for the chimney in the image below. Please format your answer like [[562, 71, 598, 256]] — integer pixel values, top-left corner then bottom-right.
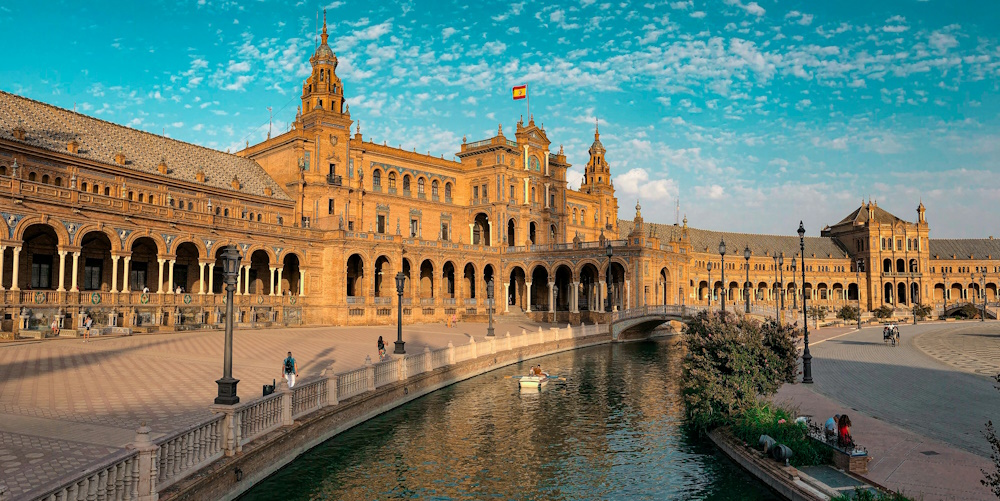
[[196, 170, 205, 183], [67, 140, 80, 154], [158, 159, 168, 174], [115, 151, 127, 166], [264, 186, 273, 197], [11, 126, 25, 141], [231, 176, 241, 190]]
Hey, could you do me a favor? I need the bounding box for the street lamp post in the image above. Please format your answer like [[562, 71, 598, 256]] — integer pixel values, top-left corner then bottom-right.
[[942, 270, 947, 319], [707, 261, 713, 308], [744, 245, 751, 314], [719, 239, 727, 315], [605, 243, 613, 313], [798, 222, 813, 384], [487, 279, 496, 336], [791, 258, 798, 312], [856, 259, 863, 330], [214, 245, 242, 405], [779, 254, 784, 326], [772, 254, 779, 325], [982, 271, 987, 322], [394, 271, 406, 354]]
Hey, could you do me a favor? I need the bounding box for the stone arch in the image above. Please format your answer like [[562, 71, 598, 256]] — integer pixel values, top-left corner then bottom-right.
[[129, 236, 161, 292], [173, 242, 202, 293], [69, 223, 120, 252], [170, 237, 208, 258], [529, 265, 550, 311], [884, 282, 894, 305], [78, 228, 115, 292], [123, 232, 167, 256], [17, 223, 62, 290], [608, 261, 626, 310], [346, 254, 365, 297], [506, 218, 516, 246], [528, 221, 537, 245], [281, 253, 301, 296], [473, 213, 490, 246], [419, 259, 435, 299], [374, 255, 392, 297], [895, 259, 905, 273], [882, 258, 892, 273], [554, 264, 573, 311], [244, 244, 277, 264], [660, 267, 673, 305], [579, 263, 600, 311], [13, 216, 70, 247], [897, 282, 907, 305], [442, 261, 456, 298], [463, 262, 477, 299], [507, 265, 527, 310]]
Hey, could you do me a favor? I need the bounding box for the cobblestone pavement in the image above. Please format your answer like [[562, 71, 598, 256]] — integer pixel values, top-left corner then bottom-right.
[[805, 321, 1000, 458], [0, 318, 556, 499], [913, 322, 1000, 376]]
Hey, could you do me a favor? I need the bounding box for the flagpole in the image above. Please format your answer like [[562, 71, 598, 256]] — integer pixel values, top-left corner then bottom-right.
[[526, 84, 530, 120]]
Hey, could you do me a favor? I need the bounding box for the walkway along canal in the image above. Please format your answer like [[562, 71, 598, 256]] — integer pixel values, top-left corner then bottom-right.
[[239, 340, 776, 500]]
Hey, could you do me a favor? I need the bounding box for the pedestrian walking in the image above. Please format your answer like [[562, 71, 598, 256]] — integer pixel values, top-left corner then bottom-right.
[[377, 336, 386, 361], [282, 351, 298, 388], [83, 315, 93, 342]]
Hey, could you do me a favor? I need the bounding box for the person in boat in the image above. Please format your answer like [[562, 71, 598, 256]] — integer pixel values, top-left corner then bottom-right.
[[530, 365, 547, 377]]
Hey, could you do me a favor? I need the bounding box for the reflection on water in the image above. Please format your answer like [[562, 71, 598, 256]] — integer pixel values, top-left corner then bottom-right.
[[241, 339, 777, 500]]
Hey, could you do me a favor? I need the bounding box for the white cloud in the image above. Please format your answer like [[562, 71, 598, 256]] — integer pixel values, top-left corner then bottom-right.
[[724, 0, 764, 17], [442, 27, 457, 39]]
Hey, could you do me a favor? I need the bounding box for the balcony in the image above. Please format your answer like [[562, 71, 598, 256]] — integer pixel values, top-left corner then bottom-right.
[[326, 174, 343, 186]]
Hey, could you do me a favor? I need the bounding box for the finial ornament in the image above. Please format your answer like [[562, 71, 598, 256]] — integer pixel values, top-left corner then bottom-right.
[[498, 123, 503, 135]]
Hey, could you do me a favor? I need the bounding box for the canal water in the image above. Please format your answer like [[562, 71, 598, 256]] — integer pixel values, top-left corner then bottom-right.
[[240, 339, 777, 500]]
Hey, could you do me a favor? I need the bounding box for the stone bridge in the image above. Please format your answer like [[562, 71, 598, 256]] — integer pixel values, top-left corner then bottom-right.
[[942, 301, 998, 319], [610, 305, 708, 341]]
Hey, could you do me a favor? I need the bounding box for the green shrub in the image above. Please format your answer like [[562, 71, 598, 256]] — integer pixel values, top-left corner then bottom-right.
[[837, 305, 860, 322], [957, 303, 979, 319], [873, 305, 894, 319], [729, 402, 830, 467], [682, 311, 798, 432], [912, 303, 932, 320], [831, 487, 915, 501]]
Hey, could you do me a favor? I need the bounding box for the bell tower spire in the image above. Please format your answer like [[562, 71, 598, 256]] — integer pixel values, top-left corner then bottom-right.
[[300, 9, 346, 119]]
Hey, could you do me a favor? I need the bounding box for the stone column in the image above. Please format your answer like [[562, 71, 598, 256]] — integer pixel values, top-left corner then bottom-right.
[[122, 256, 131, 293], [207, 263, 215, 294], [571, 281, 580, 313], [276, 268, 283, 296], [70, 251, 80, 292], [487, 221, 493, 247], [503, 282, 509, 313], [235, 265, 243, 295], [625, 280, 631, 310], [57, 250, 67, 292], [469, 224, 475, 244], [198, 262, 206, 294], [548, 281, 555, 313], [243, 265, 251, 295], [110, 255, 120, 293], [156, 259, 165, 293], [525, 281, 532, 312], [167, 260, 175, 293], [269, 267, 276, 296], [10, 246, 21, 291], [598, 280, 606, 312], [299, 269, 305, 296], [544, 183, 550, 208]]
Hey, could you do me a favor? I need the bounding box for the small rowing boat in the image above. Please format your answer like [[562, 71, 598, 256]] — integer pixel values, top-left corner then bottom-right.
[[518, 375, 549, 389]]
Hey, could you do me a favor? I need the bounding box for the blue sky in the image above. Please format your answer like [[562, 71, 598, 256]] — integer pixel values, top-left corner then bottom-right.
[[3, 0, 999, 238]]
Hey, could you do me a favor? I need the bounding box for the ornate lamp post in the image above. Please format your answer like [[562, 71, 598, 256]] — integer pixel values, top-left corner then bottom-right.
[[605, 242, 613, 313], [856, 259, 863, 330], [707, 261, 713, 308], [772, 254, 779, 325], [798, 222, 813, 384], [486, 279, 496, 336], [719, 239, 727, 315], [791, 257, 798, 312], [942, 269, 947, 318], [215, 245, 242, 405], [394, 271, 406, 354], [744, 245, 751, 314]]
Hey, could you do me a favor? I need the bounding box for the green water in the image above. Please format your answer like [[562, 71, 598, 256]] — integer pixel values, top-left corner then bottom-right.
[[240, 339, 777, 500]]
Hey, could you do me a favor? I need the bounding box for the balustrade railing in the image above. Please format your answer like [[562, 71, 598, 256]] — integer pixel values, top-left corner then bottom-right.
[[236, 392, 284, 446], [291, 378, 327, 419], [156, 415, 225, 489], [374, 359, 400, 387]]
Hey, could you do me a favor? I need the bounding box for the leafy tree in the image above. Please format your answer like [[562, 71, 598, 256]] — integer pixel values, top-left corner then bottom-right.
[[681, 311, 798, 432], [808, 305, 827, 323], [912, 303, 933, 321], [837, 305, 860, 322], [983, 374, 1000, 498], [873, 305, 895, 319]]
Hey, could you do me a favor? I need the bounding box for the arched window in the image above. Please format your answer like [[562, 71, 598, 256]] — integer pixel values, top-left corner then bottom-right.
[[372, 169, 381, 188], [138, 193, 144, 202], [28, 172, 36, 181], [432, 180, 439, 197], [530, 187, 535, 201], [445, 182, 452, 200], [0, 166, 6, 176], [128, 191, 134, 200], [81, 182, 88, 192], [417, 178, 425, 194], [573, 208, 578, 223], [224, 208, 229, 217], [403, 175, 411, 191], [188, 202, 193, 210], [388, 172, 396, 189], [257, 214, 262, 222], [102, 186, 108, 195], [54, 177, 62, 187], [41, 174, 49, 184], [215, 207, 221, 215]]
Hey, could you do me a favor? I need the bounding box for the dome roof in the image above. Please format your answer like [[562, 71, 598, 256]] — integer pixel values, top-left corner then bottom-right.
[[311, 11, 338, 67], [588, 121, 605, 155]]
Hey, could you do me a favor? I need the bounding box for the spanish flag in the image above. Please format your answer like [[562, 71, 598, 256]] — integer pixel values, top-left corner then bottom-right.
[[512, 85, 527, 100]]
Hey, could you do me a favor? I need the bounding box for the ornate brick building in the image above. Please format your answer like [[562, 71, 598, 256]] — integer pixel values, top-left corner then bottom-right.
[[0, 19, 997, 337]]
